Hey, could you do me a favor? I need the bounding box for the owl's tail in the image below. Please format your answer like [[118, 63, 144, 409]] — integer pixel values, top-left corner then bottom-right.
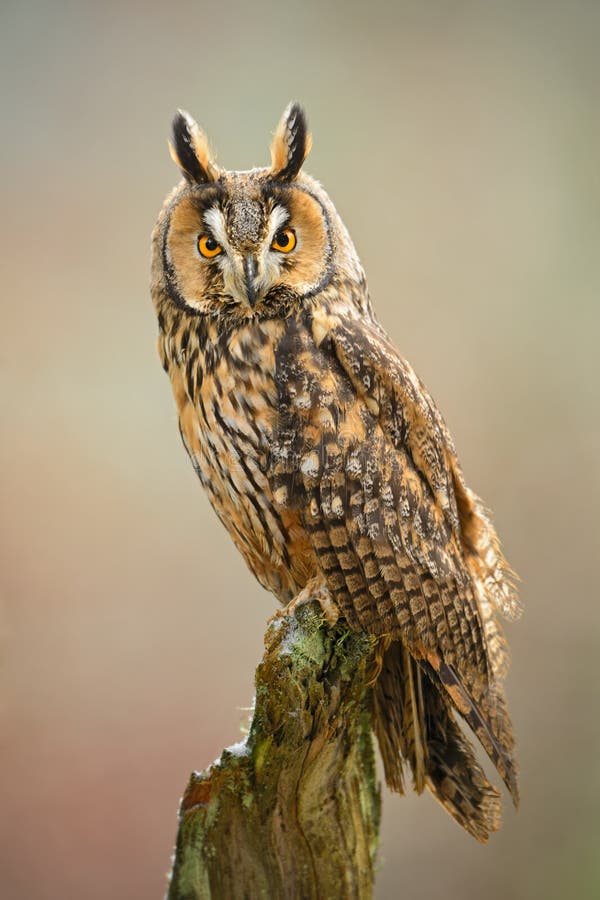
[[371, 643, 507, 842]]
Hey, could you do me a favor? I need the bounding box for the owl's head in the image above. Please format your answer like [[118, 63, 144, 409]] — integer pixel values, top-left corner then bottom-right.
[[152, 104, 364, 322]]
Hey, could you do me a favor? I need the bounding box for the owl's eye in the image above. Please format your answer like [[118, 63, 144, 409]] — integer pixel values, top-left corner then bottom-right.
[[271, 228, 296, 253], [198, 234, 223, 258]]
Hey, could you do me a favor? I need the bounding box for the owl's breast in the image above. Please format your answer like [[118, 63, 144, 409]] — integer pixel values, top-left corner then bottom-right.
[[163, 315, 314, 601]]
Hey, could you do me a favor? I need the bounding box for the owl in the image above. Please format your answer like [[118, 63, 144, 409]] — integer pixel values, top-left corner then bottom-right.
[[151, 103, 521, 841]]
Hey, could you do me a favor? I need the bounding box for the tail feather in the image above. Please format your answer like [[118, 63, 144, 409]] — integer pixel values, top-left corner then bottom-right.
[[371, 642, 516, 842], [404, 645, 427, 792], [423, 653, 519, 805], [370, 641, 407, 794], [421, 676, 502, 842]]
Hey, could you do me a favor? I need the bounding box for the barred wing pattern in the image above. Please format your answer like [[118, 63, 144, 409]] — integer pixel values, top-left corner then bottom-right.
[[271, 310, 519, 836]]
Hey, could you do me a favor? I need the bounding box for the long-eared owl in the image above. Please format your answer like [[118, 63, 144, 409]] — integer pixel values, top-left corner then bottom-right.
[[151, 103, 521, 841]]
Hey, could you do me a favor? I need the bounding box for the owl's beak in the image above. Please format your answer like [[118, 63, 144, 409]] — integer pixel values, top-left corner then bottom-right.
[[243, 255, 259, 307]]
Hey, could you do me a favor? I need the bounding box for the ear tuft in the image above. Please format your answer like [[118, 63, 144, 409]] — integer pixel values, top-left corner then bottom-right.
[[270, 102, 312, 181], [169, 110, 215, 184]]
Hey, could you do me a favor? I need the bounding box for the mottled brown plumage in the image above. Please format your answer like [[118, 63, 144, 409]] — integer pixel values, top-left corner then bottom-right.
[[151, 103, 521, 841]]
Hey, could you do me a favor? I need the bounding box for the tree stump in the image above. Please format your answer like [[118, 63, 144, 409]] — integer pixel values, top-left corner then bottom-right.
[[167, 600, 381, 900]]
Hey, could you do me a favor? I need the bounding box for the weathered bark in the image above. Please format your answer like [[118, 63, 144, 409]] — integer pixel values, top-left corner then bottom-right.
[[167, 600, 381, 900]]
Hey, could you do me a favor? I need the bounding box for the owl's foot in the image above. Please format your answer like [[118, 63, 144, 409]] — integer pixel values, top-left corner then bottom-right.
[[273, 578, 340, 628]]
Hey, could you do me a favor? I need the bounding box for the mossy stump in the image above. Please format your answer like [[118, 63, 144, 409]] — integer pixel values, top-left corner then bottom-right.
[[167, 600, 381, 900]]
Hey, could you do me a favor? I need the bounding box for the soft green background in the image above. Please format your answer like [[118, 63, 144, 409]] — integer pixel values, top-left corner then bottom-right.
[[2, 2, 599, 898]]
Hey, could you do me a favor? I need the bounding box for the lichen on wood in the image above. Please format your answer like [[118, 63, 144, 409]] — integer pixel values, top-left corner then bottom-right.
[[167, 600, 381, 900]]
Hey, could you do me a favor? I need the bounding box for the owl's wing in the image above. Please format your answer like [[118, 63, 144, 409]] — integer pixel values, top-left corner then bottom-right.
[[326, 311, 519, 670], [271, 311, 518, 801]]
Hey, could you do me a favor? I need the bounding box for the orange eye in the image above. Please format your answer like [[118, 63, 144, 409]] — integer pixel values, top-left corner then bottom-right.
[[271, 227, 296, 253], [198, 234, 223, 258]]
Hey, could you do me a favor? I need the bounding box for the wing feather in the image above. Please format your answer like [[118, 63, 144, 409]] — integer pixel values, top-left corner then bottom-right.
[[271, 312, 518, 802]]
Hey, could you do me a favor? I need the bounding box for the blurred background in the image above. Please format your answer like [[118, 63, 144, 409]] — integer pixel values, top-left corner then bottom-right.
[[2, 1, 599, 898]]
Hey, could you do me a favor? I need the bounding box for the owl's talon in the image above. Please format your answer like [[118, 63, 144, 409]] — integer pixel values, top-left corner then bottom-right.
[[274, 579, 340, 629]]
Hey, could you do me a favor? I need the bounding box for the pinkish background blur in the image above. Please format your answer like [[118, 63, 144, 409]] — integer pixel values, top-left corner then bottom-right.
[[2, 2, 599, 898]]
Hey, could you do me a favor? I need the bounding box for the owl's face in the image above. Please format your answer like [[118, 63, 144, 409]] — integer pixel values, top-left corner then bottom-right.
[[153, 104, 364, 323]]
